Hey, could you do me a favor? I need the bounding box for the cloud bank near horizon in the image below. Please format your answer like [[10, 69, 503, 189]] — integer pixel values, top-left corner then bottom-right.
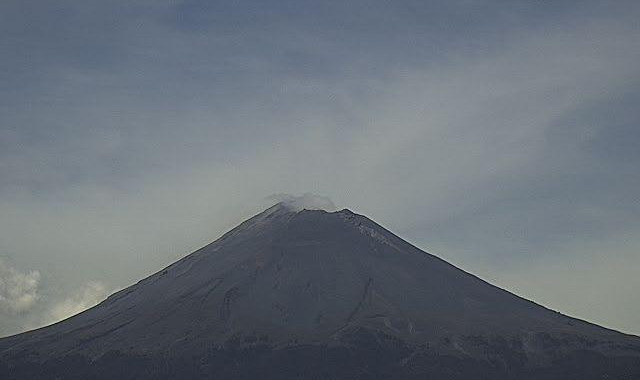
[[0, 258, 40, 316], [0, 258, 110, 336]]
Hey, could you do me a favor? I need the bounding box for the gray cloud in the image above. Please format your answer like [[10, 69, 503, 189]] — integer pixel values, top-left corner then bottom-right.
[[1, 1, 639, 335]]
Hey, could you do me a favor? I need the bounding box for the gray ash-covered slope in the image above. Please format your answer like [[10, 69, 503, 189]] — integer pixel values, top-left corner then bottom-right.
[[1, 203, 640, 379]]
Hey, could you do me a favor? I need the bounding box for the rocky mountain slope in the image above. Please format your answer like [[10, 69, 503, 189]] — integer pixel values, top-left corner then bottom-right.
[[1, 203, 639, 379]]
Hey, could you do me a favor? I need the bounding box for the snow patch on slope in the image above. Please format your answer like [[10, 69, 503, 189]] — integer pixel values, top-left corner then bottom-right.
[[338, 211, 400, 250]]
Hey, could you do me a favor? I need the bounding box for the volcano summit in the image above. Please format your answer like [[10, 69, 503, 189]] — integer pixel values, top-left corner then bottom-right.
[[1, 203, 639, 379]]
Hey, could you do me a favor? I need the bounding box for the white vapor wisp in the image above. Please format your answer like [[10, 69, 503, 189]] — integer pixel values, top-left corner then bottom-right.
[[266, 193, 337, 212]]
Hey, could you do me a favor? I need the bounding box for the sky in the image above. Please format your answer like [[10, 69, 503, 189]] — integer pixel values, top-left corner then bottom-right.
[[1, 0, 639, 337]]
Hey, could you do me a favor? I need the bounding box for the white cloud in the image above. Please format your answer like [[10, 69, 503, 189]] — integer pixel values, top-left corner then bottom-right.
[[45, 281, 110, 324], [0, 258, 40, 314], [0, 259, 111, 336]]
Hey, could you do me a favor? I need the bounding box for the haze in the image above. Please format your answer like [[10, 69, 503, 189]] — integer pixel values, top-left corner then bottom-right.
[[1, 1, 639, 337]]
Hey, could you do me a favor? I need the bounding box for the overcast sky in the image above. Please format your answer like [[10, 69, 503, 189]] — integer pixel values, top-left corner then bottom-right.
[[1, 0, 639, 337]]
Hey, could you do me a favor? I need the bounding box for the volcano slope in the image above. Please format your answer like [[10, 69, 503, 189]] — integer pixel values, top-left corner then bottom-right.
[[1, 204, 639, 379]]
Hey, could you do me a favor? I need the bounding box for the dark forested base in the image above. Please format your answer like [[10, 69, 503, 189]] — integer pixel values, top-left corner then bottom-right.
[[2, 344, 640, 380]]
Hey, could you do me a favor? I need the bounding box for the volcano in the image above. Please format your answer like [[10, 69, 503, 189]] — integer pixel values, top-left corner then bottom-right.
[[1, 203, 639, 379]]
